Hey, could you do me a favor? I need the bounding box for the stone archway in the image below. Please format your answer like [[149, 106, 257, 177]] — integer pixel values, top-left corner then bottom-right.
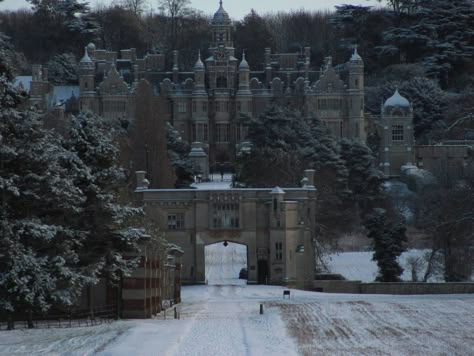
[[205, 241, 248, 285]]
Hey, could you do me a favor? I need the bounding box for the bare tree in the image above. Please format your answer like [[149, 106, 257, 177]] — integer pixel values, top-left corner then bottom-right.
[[157, 0, 192, 48], [121, 0, 148, 16]]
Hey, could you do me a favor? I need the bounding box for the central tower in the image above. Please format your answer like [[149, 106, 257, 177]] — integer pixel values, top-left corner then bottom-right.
[[211, 0, 233, 49]]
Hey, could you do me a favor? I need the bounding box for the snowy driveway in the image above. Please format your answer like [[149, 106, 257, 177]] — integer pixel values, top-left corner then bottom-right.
[[2, 286, 474, 355], [102, 285, 298, 356]]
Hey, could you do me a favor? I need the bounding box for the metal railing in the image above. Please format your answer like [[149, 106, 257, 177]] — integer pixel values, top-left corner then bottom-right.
[[0, 304, 117, 331]]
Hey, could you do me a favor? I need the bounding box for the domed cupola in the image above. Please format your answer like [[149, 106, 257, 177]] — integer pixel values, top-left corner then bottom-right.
[[383, 88, 412, 117], [212, 1, 231, 26], [384, 88, 410, 108]]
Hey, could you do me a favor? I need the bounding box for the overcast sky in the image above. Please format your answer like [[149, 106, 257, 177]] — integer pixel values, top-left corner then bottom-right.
[[0, 0, 382, 19]]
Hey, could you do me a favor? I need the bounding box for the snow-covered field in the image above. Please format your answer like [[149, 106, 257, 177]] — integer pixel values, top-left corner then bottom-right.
[[2, 247, 474, 355], [327, 249, 442, 282]]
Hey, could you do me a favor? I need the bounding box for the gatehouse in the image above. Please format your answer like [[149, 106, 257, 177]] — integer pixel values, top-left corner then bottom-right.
[[135, 170, 317, 288]]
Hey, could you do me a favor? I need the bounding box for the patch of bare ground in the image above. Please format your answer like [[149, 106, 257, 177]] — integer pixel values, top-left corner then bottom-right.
[[269, 299, 474, 355]]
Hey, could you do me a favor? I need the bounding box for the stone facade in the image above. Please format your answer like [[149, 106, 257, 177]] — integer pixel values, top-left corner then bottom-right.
[[135, 170, 318, 288]]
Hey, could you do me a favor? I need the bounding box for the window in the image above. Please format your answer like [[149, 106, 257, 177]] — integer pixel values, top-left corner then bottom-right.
[[237, 101, 241, 112], [392, 125, 404, 141], [275, 242, 283, 260], [202, 102, 208, 113], [212, 203, 239, 228], [178, 102, 187, 113], [193, 123, 208, 142], [192, 102, 196, 113], [216, 123, 230, 143], [168, 212, 185, 230]]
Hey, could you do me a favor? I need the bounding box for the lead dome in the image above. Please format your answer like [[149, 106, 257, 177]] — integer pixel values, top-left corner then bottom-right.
[[384, 89, 410, 108]]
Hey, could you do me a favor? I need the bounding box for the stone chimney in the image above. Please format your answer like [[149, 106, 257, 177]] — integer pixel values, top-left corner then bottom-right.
[[302, 169, 316, 188], [135, 171, 150, 190]]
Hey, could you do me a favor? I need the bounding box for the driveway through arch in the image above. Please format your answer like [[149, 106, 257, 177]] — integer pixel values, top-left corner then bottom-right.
[[205, 241, 247, 285]]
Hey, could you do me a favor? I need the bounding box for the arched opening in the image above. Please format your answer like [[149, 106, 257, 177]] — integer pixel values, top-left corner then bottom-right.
[[205, 241, 247, 285]]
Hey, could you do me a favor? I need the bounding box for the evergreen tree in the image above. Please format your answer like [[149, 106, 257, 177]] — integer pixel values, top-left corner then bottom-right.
[[377, 0, 474, 87], [65, 111, 148, 284], [46, 53, 78, 85], [234, 10, 276, 70], [167, 123, 194, 187], [365, 208, 407, 282], [0, 77, 92, 321], [340, 139, 385, 214]]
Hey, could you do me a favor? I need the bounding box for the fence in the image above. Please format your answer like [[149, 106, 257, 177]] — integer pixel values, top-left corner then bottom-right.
[[0, 304, 117, 331]]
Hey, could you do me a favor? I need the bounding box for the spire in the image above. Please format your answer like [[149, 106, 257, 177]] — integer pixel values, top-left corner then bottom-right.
[[194, 50, 205, 70], [351, 45, 362, 62], [239, 50, 249, 70], [219, 0, 223, 7], [80, 46, 93, 64]]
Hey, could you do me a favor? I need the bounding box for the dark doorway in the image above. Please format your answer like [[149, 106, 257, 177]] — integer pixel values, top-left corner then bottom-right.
[[258, 260, 269, 284]]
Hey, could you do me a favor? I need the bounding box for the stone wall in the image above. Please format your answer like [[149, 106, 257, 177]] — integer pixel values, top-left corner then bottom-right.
[[313, 281, 474, 295]]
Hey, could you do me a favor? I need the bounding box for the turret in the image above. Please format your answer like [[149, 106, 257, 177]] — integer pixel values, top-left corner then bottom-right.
[[237, 51, 251, 94], [78, 46, 95, 94], [348, 46, 364, 91], [347, 46, 365, 140], [193, 50, 206, 94], [380, 88, 414, 176]]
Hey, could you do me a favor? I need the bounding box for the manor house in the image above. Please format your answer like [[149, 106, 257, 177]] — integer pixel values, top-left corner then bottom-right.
[[22, 1, 420, 178], [27, 4, 374, 167]]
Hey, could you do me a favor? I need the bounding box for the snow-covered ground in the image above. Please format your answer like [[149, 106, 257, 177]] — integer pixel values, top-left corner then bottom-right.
[[2, 248, 474, 355], [327, 250, 443, 282]]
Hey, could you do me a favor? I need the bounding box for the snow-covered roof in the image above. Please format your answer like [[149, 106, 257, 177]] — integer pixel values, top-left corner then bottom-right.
[[384, 89, 410, 108], [14, 76, 32, 92]]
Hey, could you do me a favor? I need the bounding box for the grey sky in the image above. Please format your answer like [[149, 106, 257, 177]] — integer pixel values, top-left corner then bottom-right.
[[0, 0, 382, 19]]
